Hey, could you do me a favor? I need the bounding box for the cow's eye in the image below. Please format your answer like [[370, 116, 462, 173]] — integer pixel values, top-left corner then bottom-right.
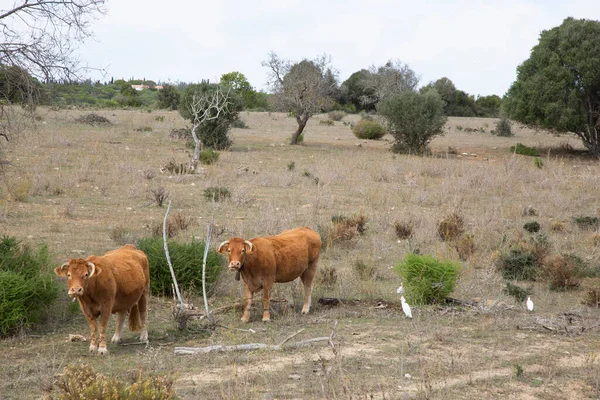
[[227, 249, 231, 253], [67, 273, 71, 278], [84, 273, 88, 278], [241, 249, 245, 253]]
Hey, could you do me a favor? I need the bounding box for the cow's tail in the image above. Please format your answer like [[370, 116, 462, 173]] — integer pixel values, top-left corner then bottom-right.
[[129, 304, 142, 332]]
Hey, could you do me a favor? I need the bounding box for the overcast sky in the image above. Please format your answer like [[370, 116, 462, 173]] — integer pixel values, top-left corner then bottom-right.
[[78, 0, 599, 97]]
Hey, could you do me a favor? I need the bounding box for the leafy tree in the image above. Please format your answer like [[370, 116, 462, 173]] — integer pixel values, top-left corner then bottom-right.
[[0, 66, 42, 110], [219, 71, 267, 110], [378, 89, 447, 154], [157, 84, 180, 109], [340, 69, 374, 111], [359, 60, 419, 110], [421, 77, 477, 117], [475, 95, 502, 117], [504, 17, 600, 157], [114, 81, 140, 107], [263, 52, 336, 144], [179, 82, 242, 156]]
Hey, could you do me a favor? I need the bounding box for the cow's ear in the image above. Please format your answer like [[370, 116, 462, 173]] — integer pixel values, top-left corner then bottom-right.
[[216, 241, 229, 254], [87, 262, 102, 277], [54, 263, 69, 278]]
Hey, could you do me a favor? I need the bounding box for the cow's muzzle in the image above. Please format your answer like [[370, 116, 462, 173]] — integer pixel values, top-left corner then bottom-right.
[[228, 261, 242, 271], [68, 287, 83, 298]]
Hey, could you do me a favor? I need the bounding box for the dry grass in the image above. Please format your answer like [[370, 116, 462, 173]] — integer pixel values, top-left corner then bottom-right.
[[2, 109, 600, 398]]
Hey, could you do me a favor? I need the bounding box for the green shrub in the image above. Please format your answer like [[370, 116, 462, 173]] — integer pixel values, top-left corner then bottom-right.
[[328, 110, 346, 121], [534, 157, 544, 168], [572, 216, 600, 230], [319, 119, 334, 126], [351, 120, 386, 140], [493, 115, 513, 137], [496, 248, 540, 280], [0, 236, 58, 336], [137, 237, 223, 296], [510, 143, 540, 157], [393, 253, 459, 305], [523, 221, 541, 233], [46, 362, 176, 399], [503, 281, 531, 302], [231, 119, 249, 129], [203, 186, 231, 202], [199, 148, 219, 165], [287, 161, 295, 171]]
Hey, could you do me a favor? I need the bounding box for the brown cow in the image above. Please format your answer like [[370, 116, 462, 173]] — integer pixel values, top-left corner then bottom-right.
[[54, 244, 150, 355], [217, 227, 321, 323]]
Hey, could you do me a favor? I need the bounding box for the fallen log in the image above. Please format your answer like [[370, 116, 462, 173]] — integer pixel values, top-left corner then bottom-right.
[[174, 337, 329, 355]]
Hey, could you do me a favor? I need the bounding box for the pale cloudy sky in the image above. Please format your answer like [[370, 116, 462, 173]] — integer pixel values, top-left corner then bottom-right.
[[79, 0, 599, 97]]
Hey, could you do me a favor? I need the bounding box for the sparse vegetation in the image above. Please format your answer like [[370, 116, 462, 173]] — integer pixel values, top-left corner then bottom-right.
[[523, 221, 541, 233], [74, 113, 111, 125], [319, 119, 334, 126], [147, 187, 169, 207], [328, 110, 346, 121], [493, 115, 513, 137], [203, 186, 231, 202], [353, 259, 376, 280], [572, 216, 599, 230], [394, 220, 414, 240], [503, 281, 532, 302]]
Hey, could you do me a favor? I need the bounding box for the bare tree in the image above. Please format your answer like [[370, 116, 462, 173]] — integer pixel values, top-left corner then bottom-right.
[[263, 52, 337, 145], [359, 60, 419, 110], [186, 86, 234, 172], [0, 1, 106, 162]]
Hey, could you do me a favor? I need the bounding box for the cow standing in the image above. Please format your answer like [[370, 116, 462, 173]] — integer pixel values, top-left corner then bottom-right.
[[217, 227, 321, 323], [54, 244, 150, 355]]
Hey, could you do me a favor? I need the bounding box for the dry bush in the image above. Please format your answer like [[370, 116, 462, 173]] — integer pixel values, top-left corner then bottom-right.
[[353, 260, 376, 280], [149, 211, 192, 238], [453, 233, 476, 261], [394, 220, 414, 240], [147, 187, 169, 207], [319, 119, 334, 126], [550, 220, 565, 232], [583, 288, 600, 308], [168, 127, 190, 139], [162, 160, 191, 175], [319, 265, 338, 287], [141, 169, 155, 180], [328, 111, 346, 121], [592, 233, 600, 247], [437, 212, 464, 242], [543, 254, 581, 291], [109, 226, 138, 246], [329, 213, 368, 243], [74, 113, 112, 125], [496, 232, 551, 281]]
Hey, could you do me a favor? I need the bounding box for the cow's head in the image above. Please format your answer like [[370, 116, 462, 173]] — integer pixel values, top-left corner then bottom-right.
[[54, 258, 101, 299], [217, 238, 254, 272]]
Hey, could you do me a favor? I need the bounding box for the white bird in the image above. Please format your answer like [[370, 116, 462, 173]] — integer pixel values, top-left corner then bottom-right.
[[401, 296, 412, 319], [396, 284, 404, 295], [526, 296, 534, 312]]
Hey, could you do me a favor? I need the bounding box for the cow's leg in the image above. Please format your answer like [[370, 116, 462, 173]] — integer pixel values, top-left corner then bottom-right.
[[262, 281, 273, 322], [241, 283, 253, 323], [138, 290, 149, 342], [300, 263, 318, 314], [97, 308, 112, 355], [111, 312, 126, 344], [85, 315, 98, 353]]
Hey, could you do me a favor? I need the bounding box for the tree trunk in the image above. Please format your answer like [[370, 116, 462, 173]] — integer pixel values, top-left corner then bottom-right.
[[188, 122, 203, 172], [291, 114, 309, 145]]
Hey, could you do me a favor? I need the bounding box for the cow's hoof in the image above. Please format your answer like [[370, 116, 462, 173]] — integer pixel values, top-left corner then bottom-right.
[[262, 318, 271, 323], [139, 331, 148, 343], [241, 317, 250, 323], [110, 335, 121, 344], [301, 309, 310, 315], [89, 344, 98, 353], [97, 346, 109, 355]]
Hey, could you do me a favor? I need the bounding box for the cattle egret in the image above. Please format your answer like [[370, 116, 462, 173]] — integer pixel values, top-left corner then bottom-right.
[[396, 284, 404, 295], [401, 296, 412, 319], [526, 296, 534, 312]]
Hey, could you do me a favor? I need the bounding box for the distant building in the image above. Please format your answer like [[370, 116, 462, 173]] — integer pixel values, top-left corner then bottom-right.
[[130, 84, 162, 91]]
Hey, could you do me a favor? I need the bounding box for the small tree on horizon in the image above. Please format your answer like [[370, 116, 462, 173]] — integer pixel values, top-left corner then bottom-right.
[[262, 52, 336, 144], [157, 84, 180, 110], [504, 17, 600, 158]]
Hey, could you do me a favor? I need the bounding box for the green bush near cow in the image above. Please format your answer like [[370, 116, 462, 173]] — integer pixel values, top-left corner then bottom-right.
[[0, 236, 59, 337], [394, 253, 459, 305], [137, 237, 223, 296]]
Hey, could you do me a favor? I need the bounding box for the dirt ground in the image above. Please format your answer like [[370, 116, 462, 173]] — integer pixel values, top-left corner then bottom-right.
[[1, 109, 600, 399]]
